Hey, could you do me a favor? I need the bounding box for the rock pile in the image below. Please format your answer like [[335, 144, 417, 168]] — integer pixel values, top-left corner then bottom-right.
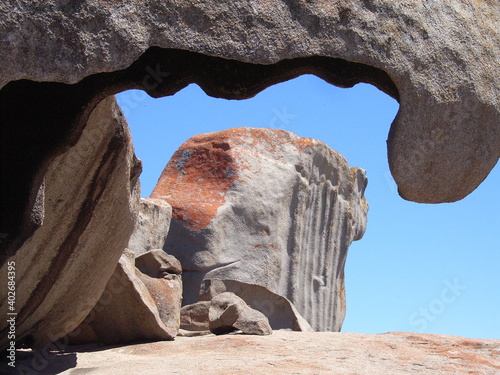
[[69, 250, 182, 345], [209, 292, 272, 336], [180, 292, 274, 336]]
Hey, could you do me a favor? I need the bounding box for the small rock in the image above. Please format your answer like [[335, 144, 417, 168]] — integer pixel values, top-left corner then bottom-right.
[[136, 249, 182, 277], [180, 301, 211, 332], [200, 279, 313, 332], [209, 292, 272, 336]]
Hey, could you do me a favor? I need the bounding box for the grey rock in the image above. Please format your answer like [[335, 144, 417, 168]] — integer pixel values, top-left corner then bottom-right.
[[180, 301, 211, 332], [152, 128, 367, 331], [69, 250, 182, 345], [0, 96, 140, 349], [200, 279, 313, 332], [0, 1, 498, 205], [127, 198, 172, 256], [135, 249, 182, 278], [209, 292, 272, 336]]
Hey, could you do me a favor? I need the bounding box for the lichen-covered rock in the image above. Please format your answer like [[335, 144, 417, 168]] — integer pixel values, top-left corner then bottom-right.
[[151, 128, 367, 331], [69, 250, 182, 345], [209, 292, 272, 336], [127, 198, 172, 256], [0, 96, 140, 349], [0, 0, 498, 208]]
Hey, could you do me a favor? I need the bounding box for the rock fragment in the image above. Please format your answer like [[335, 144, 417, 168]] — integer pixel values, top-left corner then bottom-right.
[[127, 198, 172, 256], [209, 292, 272, 336], [180, 301, 211, 332], [200, 279, 313, 332]]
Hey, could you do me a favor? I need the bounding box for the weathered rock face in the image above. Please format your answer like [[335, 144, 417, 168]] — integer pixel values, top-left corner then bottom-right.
[[69, 250, 182, 346], [127, 198, 172, 256], [209, 292, 272, 336], [0, 96, 140, 349], [0, 2, 498, 244], [151, 128, 367, 331]]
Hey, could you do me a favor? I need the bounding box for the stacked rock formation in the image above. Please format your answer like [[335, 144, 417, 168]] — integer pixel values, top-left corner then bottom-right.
[[209, 292, 272, 336], [127, 198, 172, 256], [69, 194, 180, 345], [151, 127, 368, 331], [69, 249, 182, 345], [199, 279, 313, 332]]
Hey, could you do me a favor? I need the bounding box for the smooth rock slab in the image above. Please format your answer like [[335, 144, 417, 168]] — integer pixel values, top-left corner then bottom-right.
[[152, 127, 367, 331], [11, 331, 500, 375]]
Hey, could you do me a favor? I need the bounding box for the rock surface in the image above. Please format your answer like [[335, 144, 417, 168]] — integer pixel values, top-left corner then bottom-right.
[[200, 279, 313, 332], [69, 250, 182, 346], [180, 301, 211, 332], [127, 198, 172, 256], [0, 96, 140, 349], [0, 0, 498, 213], [152, 127, 367, 331], [209, 292, 272, 336], [135, 249, 182, 278], [11, 331, 500, 375]]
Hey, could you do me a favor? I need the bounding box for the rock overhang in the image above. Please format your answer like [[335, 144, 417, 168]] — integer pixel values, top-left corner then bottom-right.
[[1, 1, 499, 257]]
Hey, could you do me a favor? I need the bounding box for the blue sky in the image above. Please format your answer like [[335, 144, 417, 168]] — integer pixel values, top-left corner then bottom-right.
[[117, 75, 499, 339]]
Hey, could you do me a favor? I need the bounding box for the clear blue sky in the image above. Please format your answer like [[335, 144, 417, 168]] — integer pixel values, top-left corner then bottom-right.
[[117, 75, 499, 339]]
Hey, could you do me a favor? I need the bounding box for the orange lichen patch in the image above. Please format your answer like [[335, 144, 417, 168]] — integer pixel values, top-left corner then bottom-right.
[[228, 127, 317, 154], [150, 128, 318, 229], [150, 133, 238, 229], [393, 333, 500, 372], [438, 348, 500, 370]]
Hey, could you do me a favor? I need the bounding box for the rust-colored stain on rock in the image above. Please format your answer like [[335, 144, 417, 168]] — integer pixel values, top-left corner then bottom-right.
[[150, 128, 316, 229]]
